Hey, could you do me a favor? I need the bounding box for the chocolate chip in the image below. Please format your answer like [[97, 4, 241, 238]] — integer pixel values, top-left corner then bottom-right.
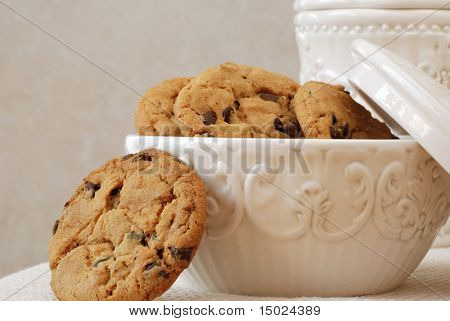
[[127, 231, 138, 239], [107, 186, 122, 209], [52, 220, 60, 235], [342, 123, 349, 137], [122, 154, 134, 160], [274, 117, 285, 133], [85, 181, 101, 198], [286, 119, 304, 138], [133, 153, 152, 162], [157, 248, 164, 260], [110, 187, 121, 196], [127, 231, 144, 241], [144, 261, 158, 271], [329, 115, 349, 138], [170, 247, 193, 261], [127, 231, 147, 246], [330, 126, 340, 138], [330, 123, 349, 139], [222, 106, 234, 123], [158, 270, 169, 278], [332, 114, 337, 125], [274, 118, 304, 138], [202, 111, 217, 125], [93, 257, 110, 267], [260, 92, 279, 102], [234, 100, 240, 110]]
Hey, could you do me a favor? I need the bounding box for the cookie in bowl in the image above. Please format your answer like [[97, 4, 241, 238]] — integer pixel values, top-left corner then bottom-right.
[[173, 62, 303, 138], [48, 149, 206, 300], [135, 78, 192, 136], [293, 81, 394, 139]]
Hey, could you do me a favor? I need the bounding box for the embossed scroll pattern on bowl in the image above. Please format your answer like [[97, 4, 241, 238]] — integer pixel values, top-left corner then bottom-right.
[[209, 156, 449, 242]]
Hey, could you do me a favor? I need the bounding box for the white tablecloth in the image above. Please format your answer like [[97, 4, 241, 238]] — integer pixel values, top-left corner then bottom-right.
[[1, 248, 449, 301]]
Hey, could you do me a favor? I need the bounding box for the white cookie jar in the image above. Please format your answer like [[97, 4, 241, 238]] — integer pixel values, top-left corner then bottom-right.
[[294, 2, 450, 247], [293, 0, 450, 88]]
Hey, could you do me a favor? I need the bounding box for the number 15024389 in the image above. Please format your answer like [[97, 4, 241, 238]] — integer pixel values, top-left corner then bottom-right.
[[259, 305, 320, 316]]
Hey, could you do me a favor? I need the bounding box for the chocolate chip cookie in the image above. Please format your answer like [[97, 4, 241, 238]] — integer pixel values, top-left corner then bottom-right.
[[173, 62, 303, 138], [293, 81, 393, 139], [135, 78, 192, 136], [48, 149, 206, 300]]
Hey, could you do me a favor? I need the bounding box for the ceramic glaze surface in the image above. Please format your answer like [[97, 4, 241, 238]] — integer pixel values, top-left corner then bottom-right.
[[435, 218, 450, 247], [349, 39, 450, 246], [294, 4, 450, 248], [349, 39, 450, 172], [294, 0, 450, 10], [293, 8, 450, 88], [126, 136, 450, 297]]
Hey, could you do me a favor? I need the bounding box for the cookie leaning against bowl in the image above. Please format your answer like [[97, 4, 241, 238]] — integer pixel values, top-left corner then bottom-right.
[[135, 78, 192, 136], [173, 62, 303, 138], [48, 149, 206, 300], [293, 81, 394, 139]]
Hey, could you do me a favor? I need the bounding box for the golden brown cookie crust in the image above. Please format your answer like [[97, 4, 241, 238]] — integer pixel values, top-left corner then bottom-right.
[[173, 62, 302, 138], [48, 149, 206, 301], [135, 78, 192, 136], [293, 81, 393, 139]]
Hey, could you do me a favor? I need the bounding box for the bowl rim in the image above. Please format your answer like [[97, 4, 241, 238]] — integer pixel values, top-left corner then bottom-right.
[[126, 134, 416, 145]]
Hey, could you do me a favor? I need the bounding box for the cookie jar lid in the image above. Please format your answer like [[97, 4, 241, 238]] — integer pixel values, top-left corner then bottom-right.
[[294, 0, 450, 11], [349, 39, 450, 173]]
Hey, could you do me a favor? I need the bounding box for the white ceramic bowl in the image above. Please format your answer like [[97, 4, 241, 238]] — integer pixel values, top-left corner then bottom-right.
[[126, 136, 450, 297], [434, 218, 450, 247]]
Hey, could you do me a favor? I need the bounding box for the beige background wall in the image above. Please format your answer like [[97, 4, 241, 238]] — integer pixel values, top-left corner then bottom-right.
[[0, 0, 299, 277]]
